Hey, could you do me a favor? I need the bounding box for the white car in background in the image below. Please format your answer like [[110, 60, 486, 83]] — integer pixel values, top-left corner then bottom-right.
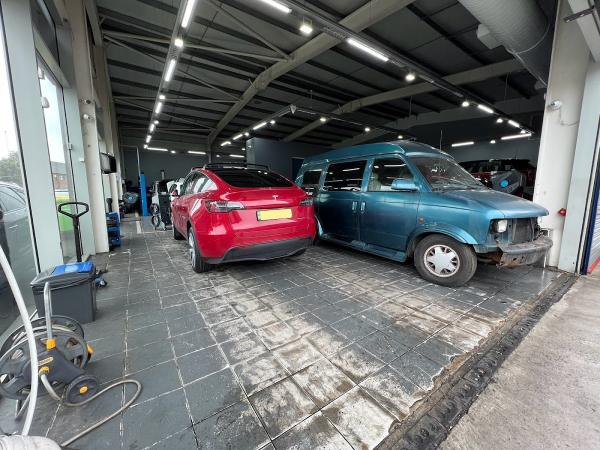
[[167, 178, 184, 202]]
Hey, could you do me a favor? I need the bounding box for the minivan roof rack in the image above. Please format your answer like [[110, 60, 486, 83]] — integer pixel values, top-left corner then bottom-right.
[[202, 163, 270, 170]]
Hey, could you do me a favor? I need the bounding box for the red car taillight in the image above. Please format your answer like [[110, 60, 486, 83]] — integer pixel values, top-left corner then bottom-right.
[[204, 200, 245, 212], [299, 197, 313, 206]]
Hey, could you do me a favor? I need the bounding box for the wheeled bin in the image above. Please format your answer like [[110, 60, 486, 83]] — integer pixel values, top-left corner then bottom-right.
[[31, 261, 97, 323]]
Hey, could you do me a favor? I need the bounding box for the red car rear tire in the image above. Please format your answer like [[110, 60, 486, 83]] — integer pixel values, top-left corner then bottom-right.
[[188, 227, 210, 273]]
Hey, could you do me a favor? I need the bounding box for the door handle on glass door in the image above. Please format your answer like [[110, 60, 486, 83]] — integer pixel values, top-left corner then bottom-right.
[[360, 202, 366, 214], [351, 201, 357, 212]]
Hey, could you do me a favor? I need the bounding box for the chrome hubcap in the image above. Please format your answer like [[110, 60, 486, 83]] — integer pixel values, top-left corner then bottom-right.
[[424, 244, 460, 278], [188, 233, 195, 264]]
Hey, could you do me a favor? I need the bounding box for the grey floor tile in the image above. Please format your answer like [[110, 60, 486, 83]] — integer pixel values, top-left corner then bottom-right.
[[211, 317, 253, 343], [150, 427, 198, 449], [126, 339, 174, 374], [329, 343, 385, 384], [177, 345, 228, 384], [171, 328, 216, 357], [274, 339, 323, 373], [389, 350, 444, 391], [331, 316, 377, 341], [357, 330, 410, 364], [292, 358, 355, 408], [416, 336, 463, 366], [256, 321, 299, 349], [233, 353, 288, 396], [163, 302, 200, 321], [87, 352, 125, 383], [194, 399, 270, 450], [126, 322, 169, 350], [245, 309, 280, 329], [168, 312, 208, 337], [272, 412, 352, 450], [123, 389, 190, 449], [185, 368, 245, 423], [381, 321, 430, 349], [286, 312, 326, 336], [435, 324, 484, 352], [322, 387, 396, 450], [305, 327, 349, 356], [249, 377, 317, 438], [203, 305, 240, 326], [128, 360, 182, 405], [88, 333, 125, 359], [220, 334, 269, 364]]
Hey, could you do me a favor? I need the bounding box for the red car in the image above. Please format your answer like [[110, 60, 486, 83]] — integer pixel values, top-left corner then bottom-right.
[[170, 164, 316, 272]]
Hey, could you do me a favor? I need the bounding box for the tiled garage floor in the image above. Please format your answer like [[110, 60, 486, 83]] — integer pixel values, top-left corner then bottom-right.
[[0, 219, 560, 449]]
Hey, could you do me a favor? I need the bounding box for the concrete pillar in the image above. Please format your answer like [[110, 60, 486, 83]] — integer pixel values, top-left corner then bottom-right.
[[1, 0, 64, 270], [64, 0, 109, 253], [533, 0, 590, 267]]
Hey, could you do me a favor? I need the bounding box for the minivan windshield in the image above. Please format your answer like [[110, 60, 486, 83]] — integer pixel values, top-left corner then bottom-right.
[[410, 156, 485, 191]]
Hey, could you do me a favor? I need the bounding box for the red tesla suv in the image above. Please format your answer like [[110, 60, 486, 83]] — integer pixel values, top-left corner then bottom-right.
[[170, 164, 316, 272]]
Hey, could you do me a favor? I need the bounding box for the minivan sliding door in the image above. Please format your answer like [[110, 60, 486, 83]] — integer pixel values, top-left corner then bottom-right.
[[318, 160, 367, 242]]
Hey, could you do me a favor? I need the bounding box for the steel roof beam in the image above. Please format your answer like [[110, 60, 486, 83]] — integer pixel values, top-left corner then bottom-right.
[[207, 0, 416, 146], [284, 59, 523, 141]]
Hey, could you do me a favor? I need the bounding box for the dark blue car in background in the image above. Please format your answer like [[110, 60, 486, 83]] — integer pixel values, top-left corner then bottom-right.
[[296, 141, 552, 286]]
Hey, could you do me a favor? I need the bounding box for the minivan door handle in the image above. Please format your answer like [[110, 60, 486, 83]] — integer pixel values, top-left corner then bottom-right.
[[360, 201, 366, 214], [351, 201, 358, 213]]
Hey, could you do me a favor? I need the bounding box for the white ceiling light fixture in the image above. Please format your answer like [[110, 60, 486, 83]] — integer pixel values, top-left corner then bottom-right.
[[155, 102, 163, 114], [405, 72, 416, 82], [258, 0, 292, 14], [181, 0, 197, 28], [397, 134, 404, 139], [145, 135, 151, 144], [461, 100, 470, 107], [270, 120, 276, 125], [364, 127, 371, 133], [477, 104, 494, 114], [174, 38, 184, 49], [507, 119, 520, 128], [188, 150, 206, 155], [154, 120, 159, 125], [451, 141, 475, 147], [520, 129, 527, 134], [496, 118, 504, 124], [147, 147, 168, 152], [501, 133, 532, 140], [233, 133, 243, 140], [253, 121, 268, 130], [159, 94, 166, 101], [165, 58, 177, 82], [143, 144, 148, 149], [319, 116, 327, 123], [490, 139, 497, 144], [170, 150, 176, 154], [230, 154, 245, 159], [149, 123, 156, 132], [347, 38, 389, 62], [244, 132, 250, 137], [220, 141, 231, 147], [299, 18, 313, 35]]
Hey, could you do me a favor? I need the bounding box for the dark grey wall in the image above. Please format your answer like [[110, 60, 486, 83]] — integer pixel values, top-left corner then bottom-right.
[[246, 138, 329, 179], [123, 149, 208, 187], [446, 138, 540, 166]]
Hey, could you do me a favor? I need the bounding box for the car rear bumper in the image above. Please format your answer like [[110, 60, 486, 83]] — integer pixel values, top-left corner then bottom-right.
[[497, 236, 553, 267], [205, 237, 313, 264]]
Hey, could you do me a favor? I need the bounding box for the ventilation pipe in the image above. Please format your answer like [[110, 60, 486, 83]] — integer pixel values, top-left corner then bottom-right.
[[458, 0, 553, 86]]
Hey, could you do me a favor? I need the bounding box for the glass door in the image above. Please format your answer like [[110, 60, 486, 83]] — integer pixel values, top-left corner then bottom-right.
[[37, 61, 77, 262]]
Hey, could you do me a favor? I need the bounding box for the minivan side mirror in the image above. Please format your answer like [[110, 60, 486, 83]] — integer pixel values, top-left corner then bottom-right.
[[391, 178, 418, 192]]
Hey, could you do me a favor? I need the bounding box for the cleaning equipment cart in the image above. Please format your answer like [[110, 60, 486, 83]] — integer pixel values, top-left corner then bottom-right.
[[106, 211, 121, 249]]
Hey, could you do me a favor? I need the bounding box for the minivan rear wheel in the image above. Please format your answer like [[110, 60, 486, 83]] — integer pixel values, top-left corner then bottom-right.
[[188, 227, 210, 273], [414, 234, 477, 287]]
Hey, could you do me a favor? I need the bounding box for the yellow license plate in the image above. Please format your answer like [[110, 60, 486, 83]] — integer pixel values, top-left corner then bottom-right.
[[257, 208, 292, 221]]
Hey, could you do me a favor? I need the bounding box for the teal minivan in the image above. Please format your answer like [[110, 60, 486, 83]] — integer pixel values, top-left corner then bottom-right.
[[295, 141, 552, 286]]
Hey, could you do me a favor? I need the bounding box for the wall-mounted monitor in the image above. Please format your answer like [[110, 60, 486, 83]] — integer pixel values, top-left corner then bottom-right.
[[100, 152, 117, 174]]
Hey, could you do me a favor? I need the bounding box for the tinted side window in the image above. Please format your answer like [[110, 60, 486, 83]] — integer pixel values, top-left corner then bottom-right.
[[191, 174, 207, 193], [211, 169, 292, 188], [323, 160, 367, 191], [181, 173, 197, 195], [368, 158, 413, 192], [301, 170, 322, 187]]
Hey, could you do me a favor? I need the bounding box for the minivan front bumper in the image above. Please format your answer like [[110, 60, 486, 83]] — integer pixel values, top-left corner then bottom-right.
[[496, 236, 553, 267]]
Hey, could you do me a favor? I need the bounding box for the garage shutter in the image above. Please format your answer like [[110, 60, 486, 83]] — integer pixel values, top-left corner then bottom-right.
[[584, 175, 600, 274]]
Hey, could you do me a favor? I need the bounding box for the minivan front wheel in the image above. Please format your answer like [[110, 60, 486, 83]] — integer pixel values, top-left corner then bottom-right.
[[414, 234, 477, 287]]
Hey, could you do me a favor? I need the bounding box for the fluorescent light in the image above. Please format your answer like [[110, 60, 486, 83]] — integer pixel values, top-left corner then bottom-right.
[[520, 129, 527, 134], [244, 132, 250, 137], [477, 104, 494, 114], [319, 117, 327, 123], [147, 147, 168, 152], [507, 119, 520, 128], [143, 144, 148, 149], [490, 139, 497, 144], [220, 141, 231, 147], [170, 150, 176, 154], [181, 0, 197, 28], [342, 168, 360, 172], [188, 150, 206, 155], [230, 154, 244, 159], [174, 38, 184, 48], [145, 135, 151, 143], [258, 0, 291, 14], [253, 121, 268, 130], [165, 58, 177, 82], [501, 133, 532, 140], [154, 120, 159, 125], [216, 154, 221, 158], [347, 38, 389, 62], [299, 23, 313, 35], [155, 102, 163, 114], [233, 134, 243, 140], [405, 73, 416, 82], [496, 118, 504, 124], [149, 123, 156, 132], [269, 120, 276, 125], [159, 94, 165, 101], [398, 135, 404, 139], [461, 101, 470, 107], [451, 141, 474, 147], [364, 127, 371, 133]]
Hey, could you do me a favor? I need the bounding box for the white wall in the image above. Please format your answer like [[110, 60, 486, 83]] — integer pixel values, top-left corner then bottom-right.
[[123, 149, 208, 187], [446, 138, 540, 165]]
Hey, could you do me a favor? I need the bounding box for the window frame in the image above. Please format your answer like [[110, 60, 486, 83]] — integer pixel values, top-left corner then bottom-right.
[[323, 159, 368, 192], [301, 169, 322, 188], [367, 156, 415, 192]]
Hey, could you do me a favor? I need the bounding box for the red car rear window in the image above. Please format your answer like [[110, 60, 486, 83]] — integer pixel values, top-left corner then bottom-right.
[[210, 169, 292, 188]]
